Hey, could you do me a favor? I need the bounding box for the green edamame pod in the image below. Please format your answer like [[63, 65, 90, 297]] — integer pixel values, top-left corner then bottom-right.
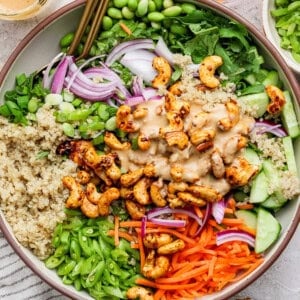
[[78, 231, 93, 257], [60, 32, 75, 48], [45, 255, 65, 269], [113, 0, 128, 8], [148, 11, 165, 22], [70, 238, 82, 261], [107, 7, 123, 19], [102, 16, 113, 30], [153, 0, 162, 10], [136, 0, 149, 17], [122, 6, 135, 19], [128, 0, 138, 11], [163, 0, 173, 8], [80, 255, 99, 275], [85, 261, 105, 288], [162, 5, 182, 17], [148, 0, 156, 12], [181, 2, 196, 14], [57, 260, 76, 276], [69, 258, 84, 277]]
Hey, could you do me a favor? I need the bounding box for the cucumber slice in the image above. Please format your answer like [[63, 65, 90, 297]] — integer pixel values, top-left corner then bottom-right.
[[261, 194, 287, 210], [255, 207, 281, 253], [235, 210, 257, 230], [249, 171, 269, 203], [262, 159, 286, 203], [281, 91, 300, 138], [244, 147, 262, 170], [233, 191, 248, 202], [282, 136, 298, 175], [262, 70, 279, 87], [237, 92, 269, 118]]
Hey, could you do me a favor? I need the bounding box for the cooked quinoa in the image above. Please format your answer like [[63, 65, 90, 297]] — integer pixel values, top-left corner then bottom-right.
[[0, 107, 77, 259]]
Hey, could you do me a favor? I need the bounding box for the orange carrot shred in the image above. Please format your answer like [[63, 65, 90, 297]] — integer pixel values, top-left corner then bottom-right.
[[114, 216, 120, 246], [120, 22, 132, 35]]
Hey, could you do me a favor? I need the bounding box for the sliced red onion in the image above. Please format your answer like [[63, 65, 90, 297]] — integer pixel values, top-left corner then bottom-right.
[[150, 218, 186, 227], [124, 95, 145, 106], [194, 202, 212, 236], [154, 36, 174, 65], [42, 52, 65, 89], [216, 229, 255, 248], [141, 216, 147, 238], [120, 50, 157, 84], [51, 56, 72, 94], [132, 76, 144, 96], [105, 39, 155, 66], [212, 198, 226, 224], [142, 87, 159, 101], [254, 120, 287, 137]]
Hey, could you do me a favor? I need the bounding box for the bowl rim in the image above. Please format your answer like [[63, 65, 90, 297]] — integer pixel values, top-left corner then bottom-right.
[[0, 0, 299, 299], [261, 0, 300, 73]]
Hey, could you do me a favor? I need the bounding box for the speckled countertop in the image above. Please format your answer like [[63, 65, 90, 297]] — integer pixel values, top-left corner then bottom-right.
[[0, 1, 299, 299]]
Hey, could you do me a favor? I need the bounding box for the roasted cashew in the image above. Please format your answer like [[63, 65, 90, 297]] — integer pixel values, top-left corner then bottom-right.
[[170, 164, 184, 182], [133, 177, 152, 205], [225, 157, 259, 187], [164, 92, 190, 117], [126, 286, 154, 300], [167, 195, 186, 208], [164, 131, 189, 150], [187, 185, 222, 202], [142, 250, 170, 279], [152, 56, 172, 88], [138, 134, 151, 151], [223, 135, 248, 164], [150, 182, 167, 207], [190, 112, 209, 131], [218, 100, 240, 131], [76, 170, 91, 184], [177, 191, 206, 206], [133, 107, 148, 119], [190, 128, 216, 147], [211, 149, 225, 179], [104, 131, 131, 150], [81, 195, 99, 218], [143, 163, 156, 177], [125, 199, 146, 220], [86, 182, 101, 204], [116, 105, 139, 133], [143, 233, 173, 249], [120, 168, 144, 187], [157, 239, 185, 255], [106, 162, 122, 182], [199, 55, 223, 88], [98, 187, 120, 216], [120, 187, 134, 200], [62, 176, 84, 209], [168, 81, 183, 96], [167, 181, 188, 194], [266, 85, 286, 115]]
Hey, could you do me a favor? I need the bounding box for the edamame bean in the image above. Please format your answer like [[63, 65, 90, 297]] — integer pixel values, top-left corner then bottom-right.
[[181, 2, 196, 14], [27, 97, 39, 113], [113, 0, 128, 8], [60, 32, 74, 48], [127, 0, 138, 11], [170, 23, 187, 35], [151, 21, 162, 29], [122, 6, 135, 19], [162, 5, 182, 17], [148, 0, 156, 12], [148, 11, 165, 22], [153, 0, 162, 10], [62, 123, 75, 137], [136, 0, 148, 17], [102, 16, 113, 30], [107, 7, 123, 19], [163, 0, 173, 9]]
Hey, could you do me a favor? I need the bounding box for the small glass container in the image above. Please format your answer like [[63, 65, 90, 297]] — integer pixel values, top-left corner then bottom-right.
[[0, 0, 48, 20]]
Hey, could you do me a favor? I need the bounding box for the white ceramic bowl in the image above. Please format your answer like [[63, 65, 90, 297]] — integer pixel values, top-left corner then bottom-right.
[[262, 0, 300, 73], [0, 1, 300, 299]]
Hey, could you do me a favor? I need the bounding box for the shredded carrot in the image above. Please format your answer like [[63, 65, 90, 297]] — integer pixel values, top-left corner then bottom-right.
[[107, 229, 135, 242], [120, 22, 132, 35], [193, 205, 203, 218], [136, 278, 157, 288], [137, 232, 146, 269], [226, 197, 236, 210], [113, 216, 120, 246], [221, 217, 244, 225], [235, 202, 255, 210], [120, 220, 161, 228]]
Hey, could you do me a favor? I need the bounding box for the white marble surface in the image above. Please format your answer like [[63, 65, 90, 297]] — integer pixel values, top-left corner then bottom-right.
[[0, 0, 299, 299]]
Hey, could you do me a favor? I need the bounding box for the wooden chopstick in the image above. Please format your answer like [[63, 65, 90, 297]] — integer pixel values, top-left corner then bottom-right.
[[78, 0, 110, 60], [67, 0, 100, 56]]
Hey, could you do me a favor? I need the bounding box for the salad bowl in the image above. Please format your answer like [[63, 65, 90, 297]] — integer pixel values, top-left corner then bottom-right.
[[0, 0, 299, 299]]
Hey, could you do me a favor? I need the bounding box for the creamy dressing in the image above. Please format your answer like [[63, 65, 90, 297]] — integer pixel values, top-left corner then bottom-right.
[[0, 0, 37, 11]]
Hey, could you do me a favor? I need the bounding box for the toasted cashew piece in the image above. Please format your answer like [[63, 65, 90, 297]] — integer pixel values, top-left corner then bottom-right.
[[126, 286, 154, 300], [106, 163, 122, 182], [167, 181, 188, 194], [190, 128, 216, 146], [152, 56, 172, 88], [167, 195, 186, 208], [223, 135, 248, 164], [116, 105, 139, 133], [187, 185, 222, 202], [211, 149, 225, 179], [225, 157, 259, 187], [86, 182, 101, 204], [143, 163, 157, 177], [142, 250, 170, 279], [138, 134, 151, 151], [218, 100, 240, 131], [177, 192, 206, 206], [168, 81, 183, 96], [133, 107, 148, 119], [164, 92, 190, 117], [165, 131, 189, 150], [150, 183, 167, 207], [120, 187, 134, 200], [266, 85, 286, 114], [133, 177, 152, 205], [199, 55, 223, 88], [157, 239, 185, 255], [81, 195, 99, 218], [62, 176, 84, 209], [121, 168, 144, 187], [170, 164, 184, 182], [76, 170, 91, 184], [104, 131, 131, 150], [98, 187, 120, 216], [143, 233, 173, 249], [125, 199, 146, 220]]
